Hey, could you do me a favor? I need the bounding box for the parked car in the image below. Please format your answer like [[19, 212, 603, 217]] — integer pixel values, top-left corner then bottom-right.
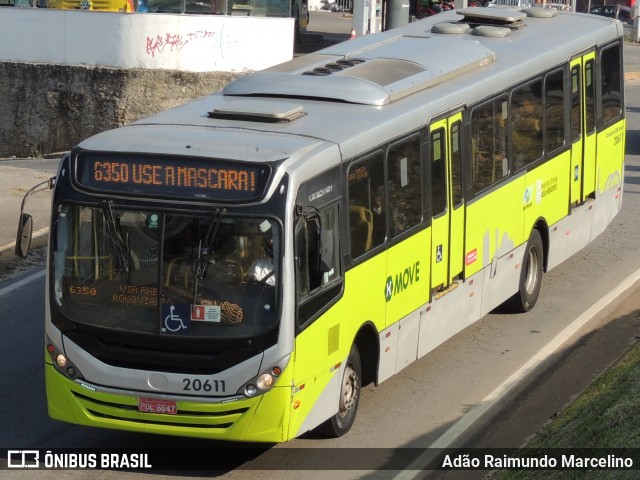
[[487, 0, 533, 7], [589, 4, 631, 20], [146, 0, 213, 13]]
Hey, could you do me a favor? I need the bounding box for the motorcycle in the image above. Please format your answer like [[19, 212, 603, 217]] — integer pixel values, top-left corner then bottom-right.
[[416, 0, 442, 19]]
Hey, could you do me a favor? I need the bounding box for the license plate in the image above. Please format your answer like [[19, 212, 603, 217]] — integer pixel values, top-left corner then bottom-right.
[[138, 397, 177, 415]]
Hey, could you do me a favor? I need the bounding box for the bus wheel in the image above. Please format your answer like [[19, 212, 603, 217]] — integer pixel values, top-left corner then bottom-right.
[[318, 344, 362, 437], [507, 229, 543, 313]]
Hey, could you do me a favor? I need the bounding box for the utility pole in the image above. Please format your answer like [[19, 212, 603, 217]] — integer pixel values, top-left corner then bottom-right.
[[353, 0, 369, 36], [635, 0, 640, 43]]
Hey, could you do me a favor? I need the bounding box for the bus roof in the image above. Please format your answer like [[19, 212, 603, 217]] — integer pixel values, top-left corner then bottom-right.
[[79, 8, 622, 172]]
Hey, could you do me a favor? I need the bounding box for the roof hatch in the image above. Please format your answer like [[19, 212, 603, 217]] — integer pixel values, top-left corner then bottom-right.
[[208, 100, 305, 123], [457, 6, 527, 25]]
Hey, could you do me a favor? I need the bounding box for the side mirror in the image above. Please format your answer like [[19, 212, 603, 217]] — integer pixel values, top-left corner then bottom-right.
[[13, 176, 55, 259], [318, 228, 334, 273], [15, 213, 33, 258]]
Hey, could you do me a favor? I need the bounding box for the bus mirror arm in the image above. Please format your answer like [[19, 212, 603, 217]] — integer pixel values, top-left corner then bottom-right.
[[15, 176, 55, 258]]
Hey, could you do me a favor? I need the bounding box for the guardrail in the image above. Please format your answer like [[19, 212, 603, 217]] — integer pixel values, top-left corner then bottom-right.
[[323, 0, 352, 12]]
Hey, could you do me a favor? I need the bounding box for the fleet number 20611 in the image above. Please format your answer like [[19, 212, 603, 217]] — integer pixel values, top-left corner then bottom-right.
[[182, 378, 226, 393]]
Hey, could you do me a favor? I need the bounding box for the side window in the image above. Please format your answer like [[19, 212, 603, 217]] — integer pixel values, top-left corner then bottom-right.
[[430, 129, 447, 216], [570, 65, 581, 143], [511, 81, 543, 170], [295, 203, 343, 327], [388, 136, 422, 237], [471, 98, 508, 194], [296, 204, 341, 300], [450, 121, 463, 208], [600, 44, 622, 125], [544, 69, 566, 154], [348, 153, 385, 258]]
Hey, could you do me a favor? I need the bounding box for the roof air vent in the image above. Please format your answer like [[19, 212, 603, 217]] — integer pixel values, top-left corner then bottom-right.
[[472, 25, 512, 37], [336, 58, 366, 67], [432, 22, 471, 34], [303, 67, 334, 76], [301, 58, 366, 76], [524, 6, 557, 17]]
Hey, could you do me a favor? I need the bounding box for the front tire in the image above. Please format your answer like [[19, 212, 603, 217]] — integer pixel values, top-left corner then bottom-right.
[[317, 344, 362, 437], [507, 229, 544, 313]]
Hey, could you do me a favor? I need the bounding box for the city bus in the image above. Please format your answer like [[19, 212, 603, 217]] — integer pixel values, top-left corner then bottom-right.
[[46, 0, 134, 11], [17, 7, 625, 442]]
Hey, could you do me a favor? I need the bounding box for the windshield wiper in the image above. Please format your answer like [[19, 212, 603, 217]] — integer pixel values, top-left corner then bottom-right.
[[193, 209, 224, 303], [102, 200, 130, 280]]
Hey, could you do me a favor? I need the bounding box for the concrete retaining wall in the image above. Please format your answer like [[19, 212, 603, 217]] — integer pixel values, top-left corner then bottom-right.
[[0, 62, 245, 157]]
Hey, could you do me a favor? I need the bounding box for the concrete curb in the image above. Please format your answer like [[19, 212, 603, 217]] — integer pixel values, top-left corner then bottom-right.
[[626, 71, 640, 82], [0, 227, 49, 265]]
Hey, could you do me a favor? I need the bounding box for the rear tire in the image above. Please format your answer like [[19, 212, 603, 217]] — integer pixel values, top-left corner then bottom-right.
[[317, 344, 361, 437], [507, 229, 543, 313]]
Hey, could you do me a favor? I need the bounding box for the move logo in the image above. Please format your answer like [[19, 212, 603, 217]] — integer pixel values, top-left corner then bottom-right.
[[385, 261, 421, 302]]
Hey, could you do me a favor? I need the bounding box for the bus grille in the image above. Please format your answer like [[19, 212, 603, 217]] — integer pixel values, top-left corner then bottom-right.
[[72, 390, 251, 430], [87, 410, 234, 429]]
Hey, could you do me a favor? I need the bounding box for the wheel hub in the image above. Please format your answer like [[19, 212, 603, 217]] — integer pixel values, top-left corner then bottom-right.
[[339, 367, 358, 415]]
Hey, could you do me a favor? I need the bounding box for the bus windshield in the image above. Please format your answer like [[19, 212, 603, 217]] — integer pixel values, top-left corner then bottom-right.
[[52, 203, 280, 339]]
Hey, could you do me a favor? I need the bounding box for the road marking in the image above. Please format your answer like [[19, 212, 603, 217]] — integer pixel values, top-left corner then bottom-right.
[[393, 266, 640, 479], [0, 269, 45, 297]]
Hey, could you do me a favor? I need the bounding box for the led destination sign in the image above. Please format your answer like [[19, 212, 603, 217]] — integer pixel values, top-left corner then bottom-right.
[[75, 154, 271, 202]]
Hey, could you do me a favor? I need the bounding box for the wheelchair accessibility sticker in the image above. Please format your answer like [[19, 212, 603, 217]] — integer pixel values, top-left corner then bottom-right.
[[162, 304, 191, 334]]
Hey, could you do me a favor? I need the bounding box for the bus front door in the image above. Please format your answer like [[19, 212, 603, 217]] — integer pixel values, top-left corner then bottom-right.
[[429, 113, 465, 292]]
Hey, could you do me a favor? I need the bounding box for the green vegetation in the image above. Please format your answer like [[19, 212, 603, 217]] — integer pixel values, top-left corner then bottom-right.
[[494, 339, 640, 479]]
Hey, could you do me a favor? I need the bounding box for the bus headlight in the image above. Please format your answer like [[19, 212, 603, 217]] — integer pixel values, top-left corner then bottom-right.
[[239, 355, 289, 398], [243, 372, 275, 397], [56, 354, 67, 367], [256, 373, 274, 390], [47, 336, 84, 381], [245, 385, 258, 396]]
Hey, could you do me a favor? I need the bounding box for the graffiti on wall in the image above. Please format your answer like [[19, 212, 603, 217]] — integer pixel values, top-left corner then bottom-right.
[[143, 24, 255, 70], [145, 30, 216, 58]]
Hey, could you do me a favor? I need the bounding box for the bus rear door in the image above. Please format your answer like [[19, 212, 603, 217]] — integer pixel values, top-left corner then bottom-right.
[[570, 51, 597, 206], [429, 113, 465, 292]]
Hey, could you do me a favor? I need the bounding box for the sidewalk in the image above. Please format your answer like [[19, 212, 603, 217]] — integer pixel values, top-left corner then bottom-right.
[[2, 34, 640, 265], [295, 10, 352, 55], [0, 158, 59, 265], [626, 37, 640, 83]]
